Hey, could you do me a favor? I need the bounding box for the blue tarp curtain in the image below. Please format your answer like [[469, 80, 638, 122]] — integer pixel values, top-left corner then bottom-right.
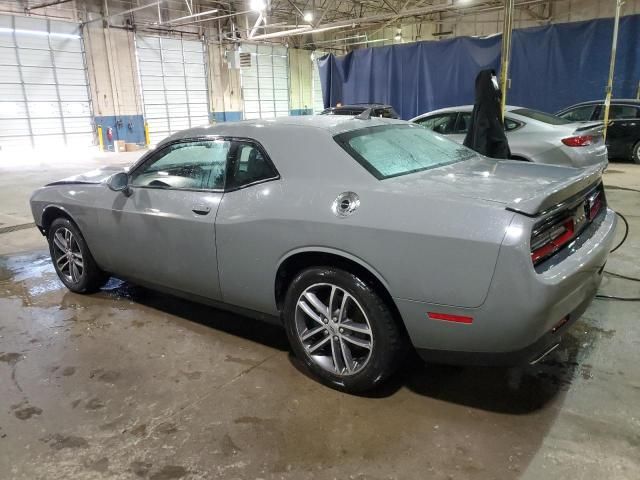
[[318, 14, 640, 119]]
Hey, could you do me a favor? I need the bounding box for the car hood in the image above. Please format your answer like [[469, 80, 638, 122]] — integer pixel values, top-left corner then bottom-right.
[[46, 165, 127, 186], [384, 157, 603, 216]]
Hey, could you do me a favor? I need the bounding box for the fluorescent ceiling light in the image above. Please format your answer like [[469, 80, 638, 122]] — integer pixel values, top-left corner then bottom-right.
[[303, 12, 313, 23], [0, 27, 80, 39], [250, 0, 266, 12]]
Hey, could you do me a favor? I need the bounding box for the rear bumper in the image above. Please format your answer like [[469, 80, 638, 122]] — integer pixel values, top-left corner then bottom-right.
[[414, 281, 594, 366], [396, 208, 617, 366]]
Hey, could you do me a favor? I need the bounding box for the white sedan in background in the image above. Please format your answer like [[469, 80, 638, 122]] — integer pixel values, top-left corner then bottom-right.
[[411, 105, 608, 168]]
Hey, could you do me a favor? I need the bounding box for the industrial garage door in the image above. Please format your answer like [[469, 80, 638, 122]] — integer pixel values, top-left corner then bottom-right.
[[0, 15, 92, 151], [312, 51, 327, 113], [240, 44, 289, 119], [136, 35, 209, 145]]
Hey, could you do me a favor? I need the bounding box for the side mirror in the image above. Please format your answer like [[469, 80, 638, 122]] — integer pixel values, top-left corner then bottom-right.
[[107, 171, 131, 195]]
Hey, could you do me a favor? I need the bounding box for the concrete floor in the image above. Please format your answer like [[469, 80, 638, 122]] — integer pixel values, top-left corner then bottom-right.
[[0, 152, 639, 480]]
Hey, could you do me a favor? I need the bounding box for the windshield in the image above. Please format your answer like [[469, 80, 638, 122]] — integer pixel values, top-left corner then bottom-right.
[[511, 108, 571, 125], [334, 124, 475, 180]]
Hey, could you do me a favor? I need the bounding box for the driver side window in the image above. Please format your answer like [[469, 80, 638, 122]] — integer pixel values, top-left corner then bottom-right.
[[130, 140, 230, 190]]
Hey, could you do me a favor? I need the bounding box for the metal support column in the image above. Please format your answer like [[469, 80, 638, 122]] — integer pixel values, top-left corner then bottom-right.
[[603, 0, 624, 140], [499, 0, 515, 121]]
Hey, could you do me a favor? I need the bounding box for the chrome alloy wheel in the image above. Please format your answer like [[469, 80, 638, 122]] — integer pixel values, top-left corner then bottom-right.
[[295, 283, 374, 376], [51, 227, 84, 284]]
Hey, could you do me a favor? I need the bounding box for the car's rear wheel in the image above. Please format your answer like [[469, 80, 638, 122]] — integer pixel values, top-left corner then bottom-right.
[[283, 266, 404, 393], [632, 140, 640, 164], [48, 218, 108, 293]]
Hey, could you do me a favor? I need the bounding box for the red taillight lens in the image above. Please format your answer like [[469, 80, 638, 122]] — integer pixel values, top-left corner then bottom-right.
[[562, 135, 593, 147], [531, 219, 575, 264], [588, 192, 602, 219]]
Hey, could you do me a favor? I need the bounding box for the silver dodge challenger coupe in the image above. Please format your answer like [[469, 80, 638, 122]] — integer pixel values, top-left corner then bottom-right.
[[30, 115, 617, 392]]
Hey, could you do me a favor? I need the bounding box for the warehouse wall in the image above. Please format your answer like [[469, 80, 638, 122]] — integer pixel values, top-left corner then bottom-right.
[[208, 43, 243, 122], [83, 23, 145, 148], [289, 49, 313, 116]]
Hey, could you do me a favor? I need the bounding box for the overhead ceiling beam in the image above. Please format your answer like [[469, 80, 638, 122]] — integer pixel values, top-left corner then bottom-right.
[[249, 12, 265, 38], [313, 0, 335, 27], [156, 7, 220, 25], [83, 1, 163, 25], [168, 9, 253, 28], [26, 0, 73, 11], [251, 0, 551, 40], [250, 0, 490, 39]]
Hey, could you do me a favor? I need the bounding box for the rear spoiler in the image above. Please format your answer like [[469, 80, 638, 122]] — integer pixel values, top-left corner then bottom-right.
[[506, 164, 604, 217], [573, 122, 604, 134]]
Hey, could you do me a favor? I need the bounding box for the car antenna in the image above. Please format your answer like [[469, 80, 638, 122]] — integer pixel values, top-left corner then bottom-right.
[[355, 108, 373, 120]]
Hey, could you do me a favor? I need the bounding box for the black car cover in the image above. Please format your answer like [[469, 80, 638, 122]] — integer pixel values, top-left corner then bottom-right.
[[463, 69, 511, 159]]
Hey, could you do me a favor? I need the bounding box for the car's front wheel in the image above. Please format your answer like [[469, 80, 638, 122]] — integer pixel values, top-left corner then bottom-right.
[[283, 266, 404, 393], [632, 140, 640, 164], [48, 217, 108, 293]]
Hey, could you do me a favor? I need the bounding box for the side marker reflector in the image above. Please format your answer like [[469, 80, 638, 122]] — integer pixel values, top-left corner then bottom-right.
[[427, 312, 473, 324]]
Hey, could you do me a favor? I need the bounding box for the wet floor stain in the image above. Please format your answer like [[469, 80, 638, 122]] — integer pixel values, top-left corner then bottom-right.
[[40, 433, 89, 450], [220, 433, 241, 457], [130, 460, 153, 477], [149, 465, 188, 480], [224, 355, 261, 367], [85, 457, 110, 473], [84, 398, 105, 410], [89, 368, 120, 383], [180, 370, 202, 380], [0, 352, 22, 364], [12, 403, 42, 420], [130, 424, 147, 437], [156, 422, 178, 435]]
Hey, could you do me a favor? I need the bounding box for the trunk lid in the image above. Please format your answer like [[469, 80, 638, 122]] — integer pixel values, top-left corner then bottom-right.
[[385, 157, 604, 216]]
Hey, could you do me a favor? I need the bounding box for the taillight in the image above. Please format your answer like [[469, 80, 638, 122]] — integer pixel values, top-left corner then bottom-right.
[[530, 184, 605, 267], [531, 218, 575, 265], [562, 135, 593, 147], [588, 191, 602, 219]]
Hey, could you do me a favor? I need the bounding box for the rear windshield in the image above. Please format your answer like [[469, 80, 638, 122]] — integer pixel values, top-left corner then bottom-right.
[[511, 108, 571, 125], [334, 124, 475, 180]]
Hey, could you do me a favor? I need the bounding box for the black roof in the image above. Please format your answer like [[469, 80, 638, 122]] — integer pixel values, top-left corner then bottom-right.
[[562, 99, 640, 109], [321, 104, 398, 116]]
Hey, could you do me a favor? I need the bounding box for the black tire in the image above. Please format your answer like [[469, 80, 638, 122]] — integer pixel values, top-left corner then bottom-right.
[[632, 140, 640, 164], [48, 217, 108, 293], [283, 266, 405, 393]]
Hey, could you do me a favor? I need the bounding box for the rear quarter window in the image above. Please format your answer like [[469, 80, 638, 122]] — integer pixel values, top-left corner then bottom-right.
[[335, 124, 474, 180]]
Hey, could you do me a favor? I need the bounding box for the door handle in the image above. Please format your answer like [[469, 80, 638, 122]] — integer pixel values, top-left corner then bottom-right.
[[192, 204, 211, 215]]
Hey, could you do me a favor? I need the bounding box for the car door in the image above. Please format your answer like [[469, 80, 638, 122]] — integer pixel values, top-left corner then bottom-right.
[[214, 139, 281, 314], [97, 138, 230, 300], [594, 104, 640, 159]]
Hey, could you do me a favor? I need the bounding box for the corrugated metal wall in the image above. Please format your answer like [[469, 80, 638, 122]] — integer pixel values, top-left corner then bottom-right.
[[239, 44, 289, 120], [135, 35, 209, 145], [0, 15, 92, 151]]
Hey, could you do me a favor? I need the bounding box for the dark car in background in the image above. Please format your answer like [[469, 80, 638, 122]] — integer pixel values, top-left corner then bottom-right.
[[319, 103, 399, 119], [557, 99, 640, 163]]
